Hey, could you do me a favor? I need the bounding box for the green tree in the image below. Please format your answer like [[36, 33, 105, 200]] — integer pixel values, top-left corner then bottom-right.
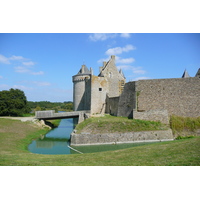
[[0, 88, 31, 116]]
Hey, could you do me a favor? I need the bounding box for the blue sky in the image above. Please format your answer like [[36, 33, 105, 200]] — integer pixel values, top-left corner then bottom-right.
[[0, 33, 200, 102]]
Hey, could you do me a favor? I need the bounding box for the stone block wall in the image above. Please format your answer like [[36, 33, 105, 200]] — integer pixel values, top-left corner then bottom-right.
[[70, 129, 174, 146], [117, 81, 137, 118], [105, 96, 119, 116], [136, 77, 200, 117], [133, 109, 169, 124], [90, 75, 109, 114]]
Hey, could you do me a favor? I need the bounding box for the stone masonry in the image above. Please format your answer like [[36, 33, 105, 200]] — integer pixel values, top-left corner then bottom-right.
[[73, 56, 200, 124]]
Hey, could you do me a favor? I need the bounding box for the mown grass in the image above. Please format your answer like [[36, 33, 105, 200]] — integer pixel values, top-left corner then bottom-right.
[[0, 118, 200, 166], [75, 115, 168, 134]]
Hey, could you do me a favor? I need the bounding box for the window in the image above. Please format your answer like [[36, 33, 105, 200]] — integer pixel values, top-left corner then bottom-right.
[[99, 88, 102, 91]]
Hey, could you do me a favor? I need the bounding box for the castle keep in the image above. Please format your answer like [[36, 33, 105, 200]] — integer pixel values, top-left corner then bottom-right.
[[73, 56, 200, 124], [72, 55, 125, 114]]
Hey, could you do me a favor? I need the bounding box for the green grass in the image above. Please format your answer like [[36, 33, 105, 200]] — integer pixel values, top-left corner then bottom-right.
[[170, 115, 200, 136], [75, 115, 168, 134], [45, 119, 61, 128], [0, 118, 200, 166], [21, 113, 35, 117]]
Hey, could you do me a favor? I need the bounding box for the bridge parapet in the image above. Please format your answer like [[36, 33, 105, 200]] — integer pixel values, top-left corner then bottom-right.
[[35, 110, 90, 123], [35, 110, 55, 118]]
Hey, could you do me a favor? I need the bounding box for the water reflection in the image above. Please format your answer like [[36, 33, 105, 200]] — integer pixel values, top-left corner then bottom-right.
[[71, 142, 156, 154], [28, 118, 78, 155]]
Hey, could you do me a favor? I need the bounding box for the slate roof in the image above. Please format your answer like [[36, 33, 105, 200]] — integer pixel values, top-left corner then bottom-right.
[[182, 70, 190, 78], [195, 68, 200, 78], [77, 65, 91, 75]]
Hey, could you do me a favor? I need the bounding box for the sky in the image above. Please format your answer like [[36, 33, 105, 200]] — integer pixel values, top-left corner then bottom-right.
[[0, 33, 200, 102]]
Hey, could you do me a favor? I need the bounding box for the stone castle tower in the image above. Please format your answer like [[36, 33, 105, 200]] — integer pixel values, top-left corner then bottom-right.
[[72, 55, 126, 114]]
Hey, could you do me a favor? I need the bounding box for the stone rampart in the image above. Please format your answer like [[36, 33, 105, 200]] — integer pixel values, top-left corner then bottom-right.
[[116, 77, 200, 119], [133, 109, 169, 124], [70, 129, 173, 146], [136, 77, 200, 117]]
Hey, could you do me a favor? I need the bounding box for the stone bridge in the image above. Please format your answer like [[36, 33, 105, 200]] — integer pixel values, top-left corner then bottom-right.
[[35, 110, 89, 123]]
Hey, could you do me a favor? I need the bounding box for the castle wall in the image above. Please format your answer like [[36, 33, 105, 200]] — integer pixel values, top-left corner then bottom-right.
[[105, 96, 119, 116], [117, 81, 137, 118], [90, 75, 109, 114], [116, 77, 200, 120], [133, 109, 169, 124], [70, 129, 174, 146], [136, 77, 200, 118]]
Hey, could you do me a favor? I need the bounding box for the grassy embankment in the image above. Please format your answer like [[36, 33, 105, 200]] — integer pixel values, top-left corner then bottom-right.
[[170, 115, 200, 138], [0, 115, 200, 166], [75, 115, 168, 133]]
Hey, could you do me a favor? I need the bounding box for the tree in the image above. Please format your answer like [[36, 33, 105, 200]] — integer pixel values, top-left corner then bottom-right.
[[0, 88, 31, 116]]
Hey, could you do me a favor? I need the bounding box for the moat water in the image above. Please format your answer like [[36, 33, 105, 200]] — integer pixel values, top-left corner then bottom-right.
[[28, 117, 155, 155]]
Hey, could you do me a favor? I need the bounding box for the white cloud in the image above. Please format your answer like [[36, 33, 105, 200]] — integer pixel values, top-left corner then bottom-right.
[[131, 67, 146, 74], [9, 55, 25, 60], [116, 57, 135, 64], [117, 65, 146, 75], [120, 33, 131, 38], [106, 44, 136, 55], [0, 54, 10, 64], [22, 61, 35, 66], [13, 85, 32, 90], [117, 65, 132, 70], [97, 56, 110, 64], [97, 56, 135, 65], [134, 77, 150, 81], [0, 84, 10, 89], [14, 66, 44, 75], [0, 54, 25, 64], [89, 33, 131, 41], [89, 33, 117, 41], [30, 71, 44, 75], [14, 66, 30, 73]]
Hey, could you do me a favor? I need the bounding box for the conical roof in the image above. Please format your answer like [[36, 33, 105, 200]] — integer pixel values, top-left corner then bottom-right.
[[195, 68, 200, 78], [77, 65, 91, 75], [182, 70, 190, 78]]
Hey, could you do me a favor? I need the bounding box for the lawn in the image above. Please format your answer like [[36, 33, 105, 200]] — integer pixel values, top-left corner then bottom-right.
[[0, 118, 200, 166]]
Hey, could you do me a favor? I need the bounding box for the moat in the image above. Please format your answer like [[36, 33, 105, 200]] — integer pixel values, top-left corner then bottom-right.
[[28, 118, 157, 155]]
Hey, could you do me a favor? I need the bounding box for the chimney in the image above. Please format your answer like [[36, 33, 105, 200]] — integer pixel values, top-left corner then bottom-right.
[[90, 67, 93, 75], [81, 65, 85, 73], [111, 55, 115, 61]]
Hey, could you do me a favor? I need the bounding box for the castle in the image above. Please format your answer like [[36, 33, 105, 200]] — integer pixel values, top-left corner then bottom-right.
[[72, 55, 200, 124]]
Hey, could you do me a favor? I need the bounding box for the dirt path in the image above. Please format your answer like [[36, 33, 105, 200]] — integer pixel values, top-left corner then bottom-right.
[[0, 116, 35, 122]]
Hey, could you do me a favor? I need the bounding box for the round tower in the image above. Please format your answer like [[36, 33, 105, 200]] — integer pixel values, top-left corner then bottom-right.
[[72, 65, 91, 111]]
